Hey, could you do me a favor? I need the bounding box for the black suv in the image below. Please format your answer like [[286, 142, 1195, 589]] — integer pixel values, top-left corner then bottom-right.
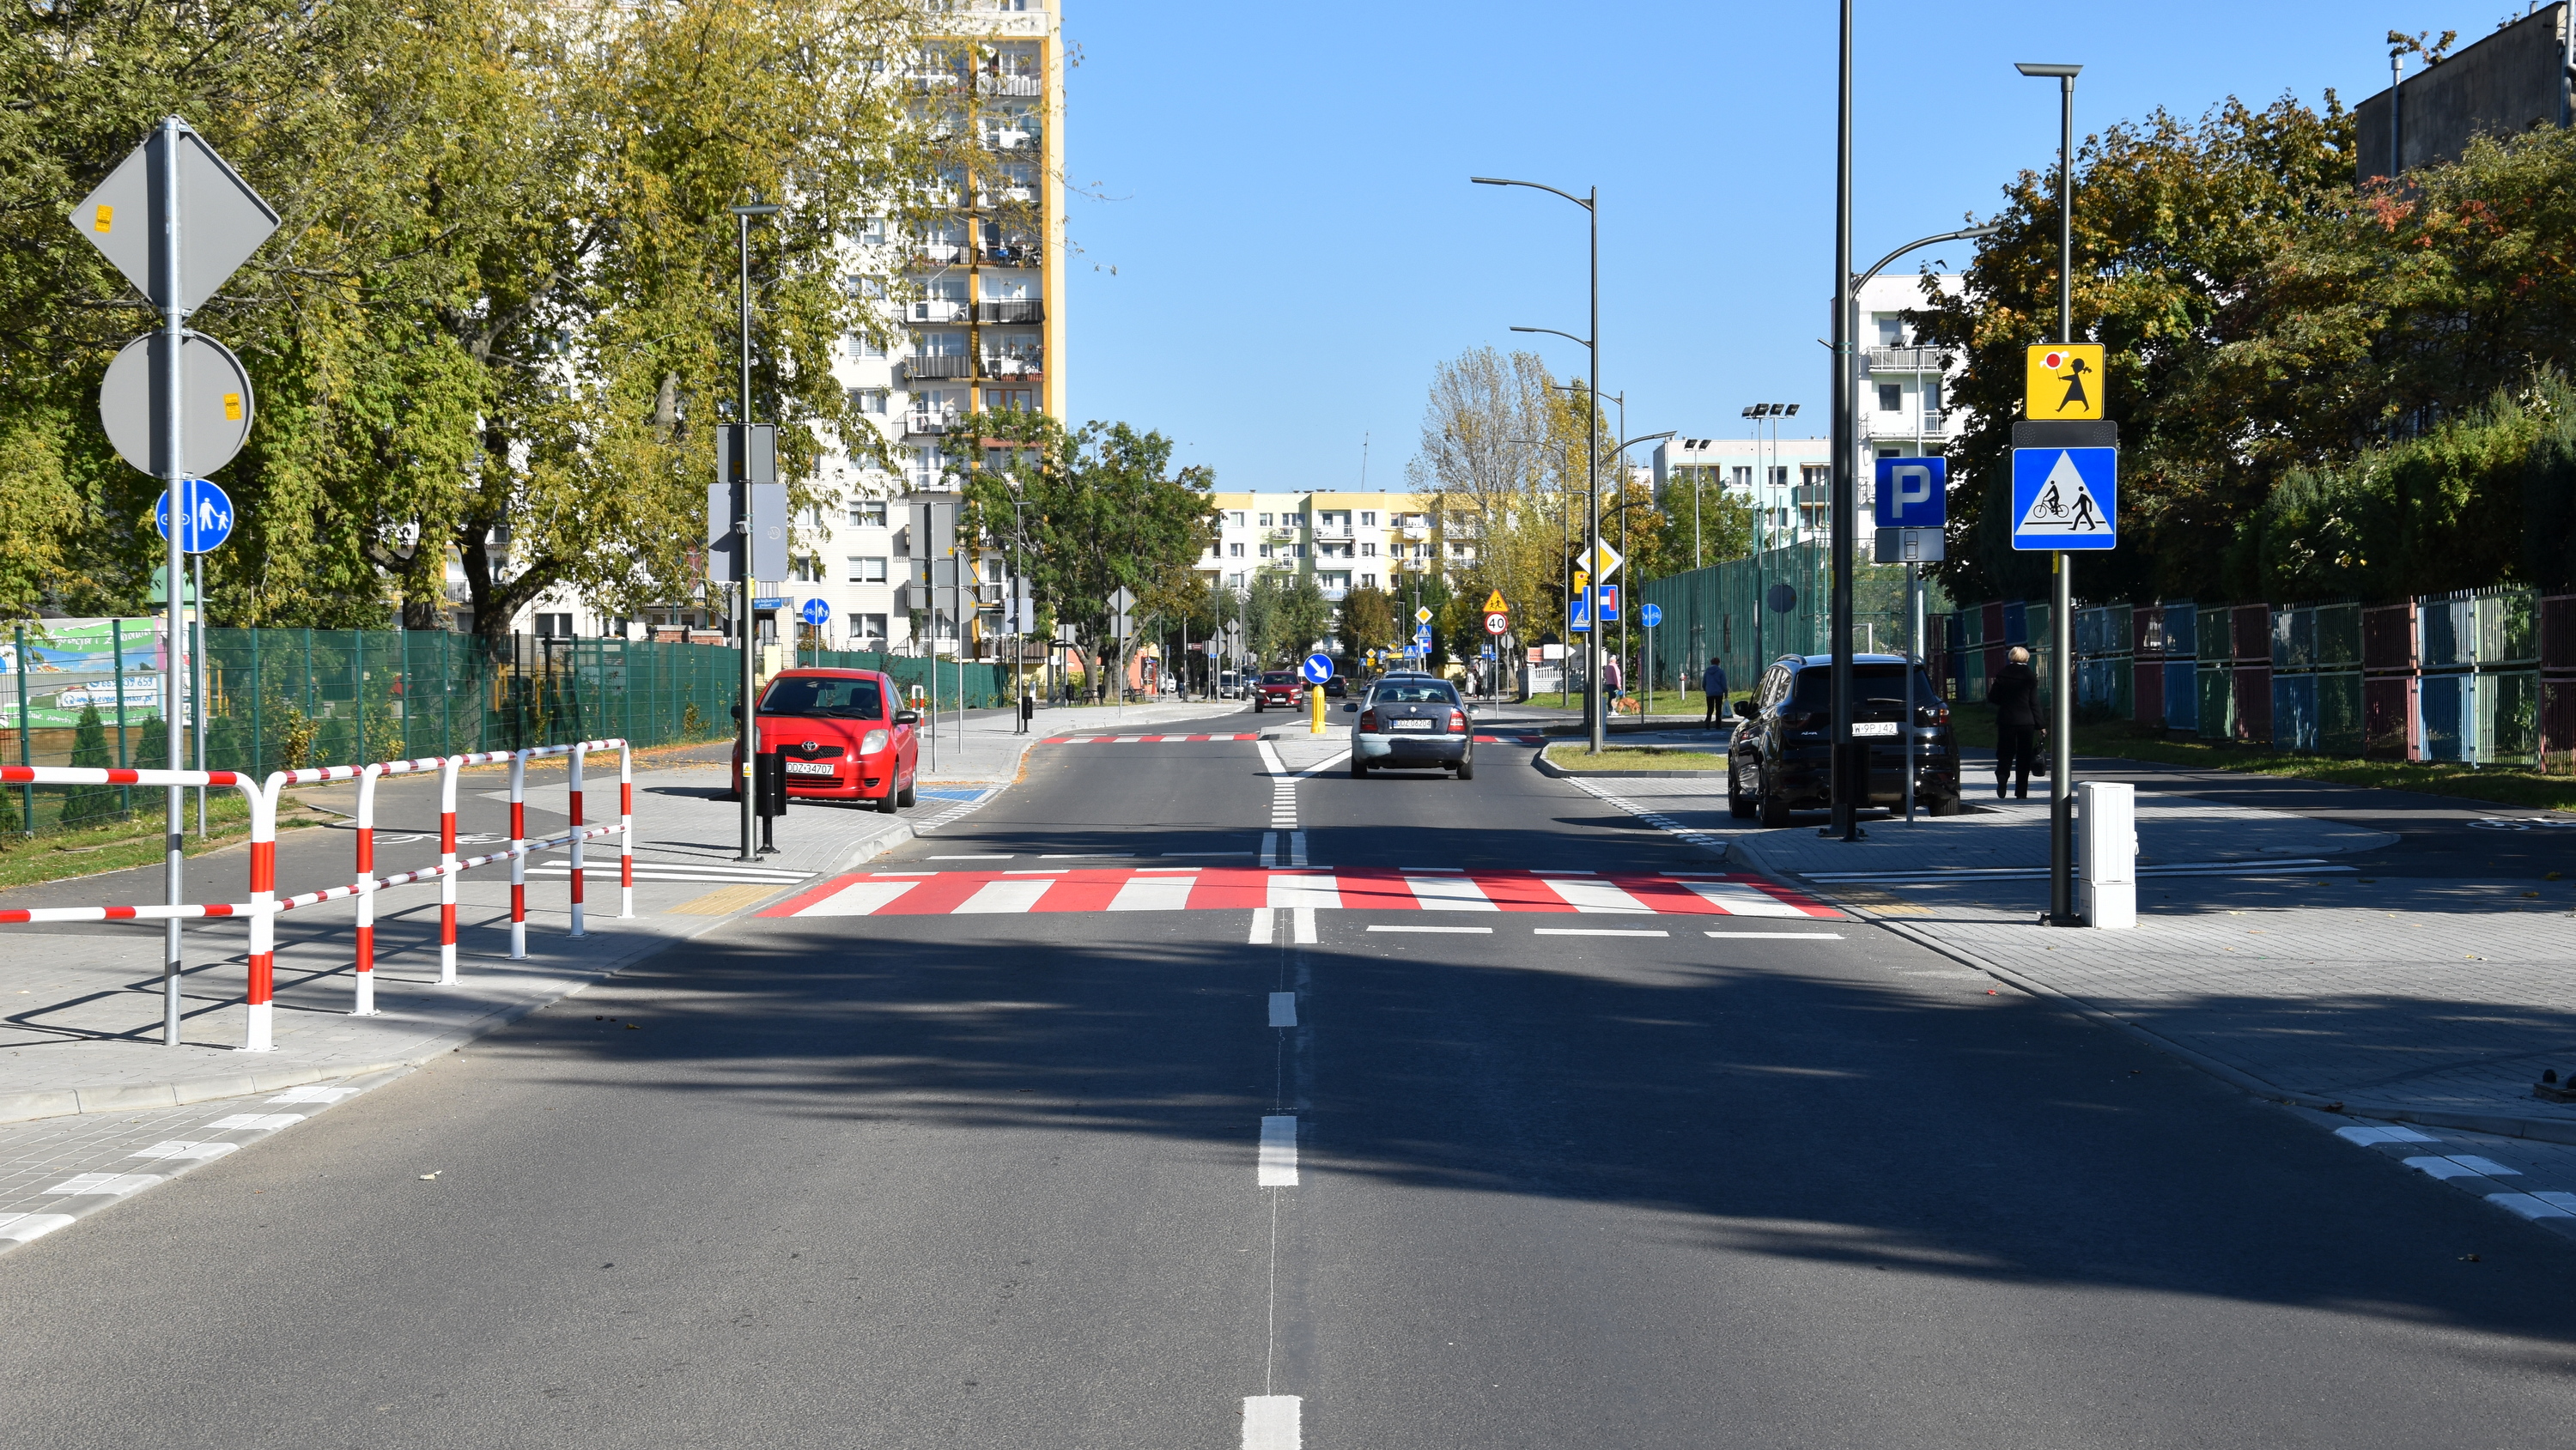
[[1727, 653, 1959, 824]]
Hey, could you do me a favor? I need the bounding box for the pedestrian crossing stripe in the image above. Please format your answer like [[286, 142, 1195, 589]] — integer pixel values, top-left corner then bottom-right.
[[756, 867, 1838, 919], [1041, 733, 1264, 744]]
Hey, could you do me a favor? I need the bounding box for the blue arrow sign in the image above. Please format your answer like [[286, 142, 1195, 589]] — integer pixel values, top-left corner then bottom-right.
[[153, 480, 236, 554], [799, 598, 831, 626], [2010, 447, 2117, 550], [1299, 652, 1334, 684], [1637, 602, 1662, 628], [1874, 457, 1947, 529]]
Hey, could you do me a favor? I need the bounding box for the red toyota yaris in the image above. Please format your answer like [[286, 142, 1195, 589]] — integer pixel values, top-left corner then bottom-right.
[[727, 668, 920, 813]]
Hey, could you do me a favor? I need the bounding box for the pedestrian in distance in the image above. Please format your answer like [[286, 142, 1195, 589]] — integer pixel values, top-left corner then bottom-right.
[[1701, 655, 1728, 728], [1987, 645, 2040, 799]]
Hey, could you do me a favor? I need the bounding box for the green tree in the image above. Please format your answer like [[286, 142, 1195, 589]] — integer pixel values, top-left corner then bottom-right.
[[1337, 584, 1397, 658], [1913, 93, 2355, 604], [1277, 576, 1332, 661]]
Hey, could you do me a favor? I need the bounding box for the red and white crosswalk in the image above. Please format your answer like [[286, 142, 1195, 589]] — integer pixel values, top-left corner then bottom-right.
[[1040, 733, 1264, 744], [758, 867, 1837, 919]]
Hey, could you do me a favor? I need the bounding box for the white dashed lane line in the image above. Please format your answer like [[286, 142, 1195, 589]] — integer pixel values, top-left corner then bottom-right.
[[2325, 1118, 2576, 1237]]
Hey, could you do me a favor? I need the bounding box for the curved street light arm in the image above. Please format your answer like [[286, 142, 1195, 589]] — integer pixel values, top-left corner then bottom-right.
[[1470, 176, 1595, 212], [1510, 325, 1593, 350], [1851, 224, 2004, 297]]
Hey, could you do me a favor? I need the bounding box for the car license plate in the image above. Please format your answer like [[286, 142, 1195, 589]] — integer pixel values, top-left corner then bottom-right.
[[1389, 719, 1434, 731], [785, 760, 836, 775], [1852, 721, 1899, 737]]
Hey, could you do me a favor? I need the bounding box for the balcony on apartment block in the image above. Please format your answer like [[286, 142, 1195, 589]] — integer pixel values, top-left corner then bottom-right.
[[904, 410, 961, 437], [900, 355, 975, 381], [975, 297, 1044, 324], [1865, 345, 1952, 373], [979, 351, 1043, 379], [978, 74, 1043, 98]]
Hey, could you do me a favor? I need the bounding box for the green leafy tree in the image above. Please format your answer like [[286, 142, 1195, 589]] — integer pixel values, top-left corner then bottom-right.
[[59, 703, 118, 828], [1277, 576, 1332, 661], [1337, 584, 1397, 658]]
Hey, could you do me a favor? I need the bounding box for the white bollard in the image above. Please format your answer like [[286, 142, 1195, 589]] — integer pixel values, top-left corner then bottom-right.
[[2078, 780, 2136, 929]]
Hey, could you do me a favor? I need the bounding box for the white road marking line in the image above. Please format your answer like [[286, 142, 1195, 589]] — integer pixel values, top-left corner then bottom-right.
[[1258, 742, 1289, 775], [2403, 1155, 2519, 1180], [2537, 1191, 2576, 1211], [803, 878, 925, 915], [1400, 866, 1465, 872], [1249, 908, 1276, 945], [1109, 874, 1199, 912], [1001, 868, 1071, 875], [1258, 1116, 1300, 1186], [1295, 754, 1352, 778], [0, 1213, 76, 1244], [1529, 869, 1598, 877], [204, 1113, 302, 1132], [2486, 1192, 2576, 1220], [931, 854, 1012, 859], [1268, 992, 1298, 1028], [1288, 831, 1309, 868], [265, 1085, 354, 1104], [1242, 1395, 1302, 1450], [42, 1174, 163, 1197], [957, 878, 1059, 913], [128, 1141, 239, 1162], [1704, 931, 1846, 939], [1405, 874, 1498, 911], [1367, 925, 1492, 934], [1269, 877, 1339, 914], [868, 871, 934, 877], [1135, 866, 1203, 874], [1534, 927, 1668, 937], [2335, 1125, 2437, 1145], [1291, 906, 1318, 943]]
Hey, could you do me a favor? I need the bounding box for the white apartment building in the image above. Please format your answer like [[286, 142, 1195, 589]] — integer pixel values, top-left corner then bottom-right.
[[1651, 434, 1834, 551], [1202, 491, 1472, 604], [519, 0, 1066, 652], [1854, 271, 1965, 470]]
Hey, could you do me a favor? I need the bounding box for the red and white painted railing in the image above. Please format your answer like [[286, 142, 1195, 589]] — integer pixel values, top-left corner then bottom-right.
[[0, 767, 263, 925], [1, 744, 634, 1053]]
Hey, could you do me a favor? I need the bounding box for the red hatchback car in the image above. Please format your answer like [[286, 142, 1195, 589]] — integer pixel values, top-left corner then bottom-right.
[[727, 668, 920, 813], [1252, 670, 1303, 711]]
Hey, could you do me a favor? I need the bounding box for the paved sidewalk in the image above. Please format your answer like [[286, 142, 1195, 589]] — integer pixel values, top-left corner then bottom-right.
[[1560, 761, 2576, 1143], [0, 764, 928, 1126]]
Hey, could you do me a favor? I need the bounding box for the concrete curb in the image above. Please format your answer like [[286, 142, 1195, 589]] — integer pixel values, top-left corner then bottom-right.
[[1724, 830, 2576, 1149], [1530, 750, 1728, 781]]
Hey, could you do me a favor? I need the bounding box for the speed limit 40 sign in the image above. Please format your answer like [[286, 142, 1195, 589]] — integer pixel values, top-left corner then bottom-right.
[[1483, 611, 1509, 636]]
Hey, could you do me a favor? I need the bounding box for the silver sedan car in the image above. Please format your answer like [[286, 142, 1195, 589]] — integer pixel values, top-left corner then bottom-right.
[[1345, 674, 1475, 779]]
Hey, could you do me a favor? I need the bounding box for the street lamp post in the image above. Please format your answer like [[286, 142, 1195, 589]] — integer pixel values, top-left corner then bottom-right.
[[1473, 174, 1608, 753], [2017, 59, 2082, 925], [727, 195, 781, 862]]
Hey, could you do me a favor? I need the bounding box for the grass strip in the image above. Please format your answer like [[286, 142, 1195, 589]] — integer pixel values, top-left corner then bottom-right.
[[0, 794, 325, 892], [1543, 743, 1728, 773], [1947, 707, 2576, 813]]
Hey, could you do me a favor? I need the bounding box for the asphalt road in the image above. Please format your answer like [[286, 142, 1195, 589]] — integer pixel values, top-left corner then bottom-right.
[[2, 704, 2572, 1447]]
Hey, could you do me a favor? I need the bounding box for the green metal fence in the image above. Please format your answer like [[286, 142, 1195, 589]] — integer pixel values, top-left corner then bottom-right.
[[795, 648, 1011, 709], [6, 626, 750, 839], [1635, 547, 1937, 696]]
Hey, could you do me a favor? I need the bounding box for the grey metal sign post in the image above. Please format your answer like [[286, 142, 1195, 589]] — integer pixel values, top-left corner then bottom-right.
[[72, 118, 275, 1047]]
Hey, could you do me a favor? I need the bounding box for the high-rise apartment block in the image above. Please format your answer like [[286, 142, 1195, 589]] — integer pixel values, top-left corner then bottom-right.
[[1201, 492, 1478, 603]]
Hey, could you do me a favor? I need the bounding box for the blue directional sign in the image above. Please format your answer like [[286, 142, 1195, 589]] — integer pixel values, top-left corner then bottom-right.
[[1637, 602, 1662, 628], [153, 480, 235, 554], [799, 598, 831, 626], [2009, 446, 2117, 550], [1569, 589, 1591, 633], [1299, 652, 1334, 684], [1873, 457, 1947, 529], [1596, 583, 1620, 623], [751, 596, 787, 610]]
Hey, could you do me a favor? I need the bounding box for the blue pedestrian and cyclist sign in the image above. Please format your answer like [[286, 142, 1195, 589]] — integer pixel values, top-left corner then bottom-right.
[[799, 598, 832, 626], [1637, 603, 1662, 628], [154, 479, 235, 553], [2010, 446, 2117, 550]]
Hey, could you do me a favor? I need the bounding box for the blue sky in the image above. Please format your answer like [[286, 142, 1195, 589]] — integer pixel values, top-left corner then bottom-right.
[[1060, 2, 2445, 495]]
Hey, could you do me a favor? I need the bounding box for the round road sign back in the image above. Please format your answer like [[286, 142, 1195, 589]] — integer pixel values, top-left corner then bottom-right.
[[100, 331, 255, 479], [1766, 583, 1798, 615]]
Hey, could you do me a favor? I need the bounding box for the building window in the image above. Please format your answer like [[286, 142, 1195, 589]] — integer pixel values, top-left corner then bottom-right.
[[1359, 511, 1375, 526], [848, 556, 889, 584], [1876, 314, 1905, 346], [790, 556, 822, 583], [1731, 465, 1753, 488], [1926, 377, 1942, 413], [1258, 513, 1273, 527], [850, 332, 886, 359], [1360, 573, 1376, 590], [534, 613, 573, 638], [1229, 542, 1244, 557], [1230, 512, 1246, 526], [1258, 543, 1271, 558], [1878, 383, 1903, 413], [986, 387, 1032, 412], [850, 388, 889, 415], [849, 613, 889, 645], [1359, 542, 1375, 557], [848, 500, 887, 528]]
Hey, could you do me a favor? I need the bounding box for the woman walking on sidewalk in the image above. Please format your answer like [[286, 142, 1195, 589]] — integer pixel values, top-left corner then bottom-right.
[[1987, 646, 2039, 799]]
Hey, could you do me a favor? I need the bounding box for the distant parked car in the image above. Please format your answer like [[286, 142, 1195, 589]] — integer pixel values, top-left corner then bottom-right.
[[1727, 653, 1958, 825]]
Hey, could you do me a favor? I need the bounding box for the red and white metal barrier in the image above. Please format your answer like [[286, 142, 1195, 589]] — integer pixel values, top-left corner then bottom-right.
[[505, 740, 631, 959], [0, 767, 261, 928]]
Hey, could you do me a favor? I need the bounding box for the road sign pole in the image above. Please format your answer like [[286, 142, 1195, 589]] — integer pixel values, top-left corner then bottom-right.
[[2050, 550, 2075, 923], [157, 116, 186, 1048]]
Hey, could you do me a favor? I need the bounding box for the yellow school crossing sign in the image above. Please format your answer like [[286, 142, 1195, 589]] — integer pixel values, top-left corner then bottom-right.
[[1482, 589, 1509, 613], [2026, 343, 2105, 420]]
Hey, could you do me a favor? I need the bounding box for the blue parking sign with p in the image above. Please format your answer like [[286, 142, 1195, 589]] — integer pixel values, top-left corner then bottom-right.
[[1873, 457, 1946, 529]]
